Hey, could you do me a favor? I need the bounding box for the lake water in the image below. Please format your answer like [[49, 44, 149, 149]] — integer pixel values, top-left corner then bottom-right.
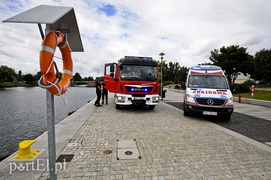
[[0, 86, 96, 160]]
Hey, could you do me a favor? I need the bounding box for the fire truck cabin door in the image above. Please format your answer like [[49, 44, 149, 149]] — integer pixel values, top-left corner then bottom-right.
[[104, 63, 118, 93]]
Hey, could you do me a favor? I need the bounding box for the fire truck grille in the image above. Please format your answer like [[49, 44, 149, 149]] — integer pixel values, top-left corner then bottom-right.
[[125, 86, 152, 92], [196, 98, 225, 106], [132, 94, 145, 97]]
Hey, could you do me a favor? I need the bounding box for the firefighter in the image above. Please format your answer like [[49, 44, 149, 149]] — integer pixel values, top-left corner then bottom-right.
[[101, 81, 108, 104], [94, 77, 102, 107]]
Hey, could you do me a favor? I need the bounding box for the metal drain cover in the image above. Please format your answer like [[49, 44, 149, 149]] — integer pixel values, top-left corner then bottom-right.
[[56, 154, 74, 162], [118, 148, 140, 160], [125, 151, 133, 155], [117, 139, 141, 160]]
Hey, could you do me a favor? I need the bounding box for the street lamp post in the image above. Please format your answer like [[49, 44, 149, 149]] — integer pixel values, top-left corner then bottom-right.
[[159, 52, 165, 100]]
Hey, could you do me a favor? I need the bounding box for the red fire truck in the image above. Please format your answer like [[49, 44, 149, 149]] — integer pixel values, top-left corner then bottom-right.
[[104, 56, 160, 109]]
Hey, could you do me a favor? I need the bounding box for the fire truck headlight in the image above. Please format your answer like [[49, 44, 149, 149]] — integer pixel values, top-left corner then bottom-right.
[[117, 96, 125, 103], [152, 96, 159, 103], [226, 97, 234, 105], [186, 94, 196, 103]]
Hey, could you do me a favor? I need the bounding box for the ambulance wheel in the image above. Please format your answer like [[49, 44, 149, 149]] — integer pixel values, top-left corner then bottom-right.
[[222, 114, 231, 121], [116, 104, 121, 110], [149, 105, 155, 110], [183, 108, 190, 116], [183, 102, 190, 116]]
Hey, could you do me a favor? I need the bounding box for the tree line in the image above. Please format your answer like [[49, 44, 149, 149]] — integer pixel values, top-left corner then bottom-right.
[[0, 66, 94, 85], [161, 45, 271, 88], [1, 45, 270, 87]]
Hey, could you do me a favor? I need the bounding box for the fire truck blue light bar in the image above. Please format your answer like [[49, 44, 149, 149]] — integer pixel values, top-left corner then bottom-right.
[[125, 56, 153, 60]]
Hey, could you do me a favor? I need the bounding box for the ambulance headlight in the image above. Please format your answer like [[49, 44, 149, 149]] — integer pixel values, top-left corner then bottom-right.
[[117, 96, 125, 103], [185, 94, 196, 103], [226, 97, 234, 105]]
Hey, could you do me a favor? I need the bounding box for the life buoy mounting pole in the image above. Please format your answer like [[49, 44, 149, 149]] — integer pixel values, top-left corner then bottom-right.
[[38, 30, 73, 96]]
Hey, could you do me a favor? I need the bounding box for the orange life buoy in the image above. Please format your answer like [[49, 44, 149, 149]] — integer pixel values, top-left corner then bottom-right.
[[39, 30, 73, 96]]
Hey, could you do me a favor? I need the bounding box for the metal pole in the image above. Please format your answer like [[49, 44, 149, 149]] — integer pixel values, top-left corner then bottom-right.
[[45, 24, 57, 180], [46, 91, 57, 179], [161, 58, 163, 100], [159, 52, 165, 100]]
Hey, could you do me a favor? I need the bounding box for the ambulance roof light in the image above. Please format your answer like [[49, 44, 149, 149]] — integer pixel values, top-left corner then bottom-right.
[[191, 65, 222, 71]]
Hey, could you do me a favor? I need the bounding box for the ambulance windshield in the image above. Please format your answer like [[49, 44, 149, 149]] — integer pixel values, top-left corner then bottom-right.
[[120, 65, 157, 81], [188, 75, 229, 89]]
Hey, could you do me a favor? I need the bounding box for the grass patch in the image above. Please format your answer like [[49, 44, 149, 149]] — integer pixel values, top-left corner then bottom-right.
[[0, 82, 27, 87], [233, 91, 271, 101]]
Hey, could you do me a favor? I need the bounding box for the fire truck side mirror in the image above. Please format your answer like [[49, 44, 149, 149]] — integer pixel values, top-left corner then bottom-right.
[[110, 72, 114, 77], [110, 64, 115, 72]]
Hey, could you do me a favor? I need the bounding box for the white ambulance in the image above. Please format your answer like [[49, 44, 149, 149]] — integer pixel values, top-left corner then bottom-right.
[[183, 65, 234, 121]]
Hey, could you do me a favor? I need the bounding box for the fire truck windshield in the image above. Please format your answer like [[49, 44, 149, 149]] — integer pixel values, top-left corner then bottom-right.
[[120, 65, 157, 81]]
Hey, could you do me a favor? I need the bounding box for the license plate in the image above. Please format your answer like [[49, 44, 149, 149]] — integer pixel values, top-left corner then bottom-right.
[[203, 111, 217, 116], [134, 97, 145, 100]]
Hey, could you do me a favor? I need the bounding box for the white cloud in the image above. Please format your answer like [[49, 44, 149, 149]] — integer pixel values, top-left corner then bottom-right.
[[1, 0, 271, 77]]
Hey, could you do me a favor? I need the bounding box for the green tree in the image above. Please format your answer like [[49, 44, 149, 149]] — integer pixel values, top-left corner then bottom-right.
[[86, 76, 94, 81], [18, 70, 22, 81], [22, 73, 34, 84], [0, 65, 17, 82], [179, 66, 188, 84], [158, 60, 188, 85], [167, 62, 181, 83], [34, 71, 42, 81], [251, 49, 271, 83], [209, 45, 253, 89], [158, 60, 168, 81], [73, 72, 82, 81]]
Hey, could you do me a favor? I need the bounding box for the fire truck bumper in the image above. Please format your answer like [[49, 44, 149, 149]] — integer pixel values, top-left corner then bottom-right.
[[114, 93, 159, 106]]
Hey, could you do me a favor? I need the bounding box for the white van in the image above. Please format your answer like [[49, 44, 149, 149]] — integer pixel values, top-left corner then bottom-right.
[[183, 65, 234, 121]]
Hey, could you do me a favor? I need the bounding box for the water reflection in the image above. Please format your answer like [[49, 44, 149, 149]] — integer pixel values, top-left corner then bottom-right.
[[0, 86, 95, 159]]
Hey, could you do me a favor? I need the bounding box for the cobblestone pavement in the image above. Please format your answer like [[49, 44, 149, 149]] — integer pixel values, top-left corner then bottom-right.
[[40, 93, 271, 179]]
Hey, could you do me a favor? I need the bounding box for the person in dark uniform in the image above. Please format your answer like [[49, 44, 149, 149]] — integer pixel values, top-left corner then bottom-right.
[[101, 81, 108, 104], [94, 77, 102, 107]]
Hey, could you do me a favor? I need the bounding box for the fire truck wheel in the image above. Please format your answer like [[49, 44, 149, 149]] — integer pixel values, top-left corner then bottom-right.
[[149, 105, 155, 110], [116, 104, 121, 110]]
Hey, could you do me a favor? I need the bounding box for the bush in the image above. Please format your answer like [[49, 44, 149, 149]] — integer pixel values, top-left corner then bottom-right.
[[243, 79, 256, 86], [233, 84, 250, 94], [163, 81, 174, 86]]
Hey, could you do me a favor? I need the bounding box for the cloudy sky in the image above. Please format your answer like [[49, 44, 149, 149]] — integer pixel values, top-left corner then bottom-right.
[[1, 0, 271, 78]]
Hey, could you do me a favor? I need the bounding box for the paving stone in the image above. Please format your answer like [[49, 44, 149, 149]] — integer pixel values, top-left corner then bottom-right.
[[36, 91, 271, 179]]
